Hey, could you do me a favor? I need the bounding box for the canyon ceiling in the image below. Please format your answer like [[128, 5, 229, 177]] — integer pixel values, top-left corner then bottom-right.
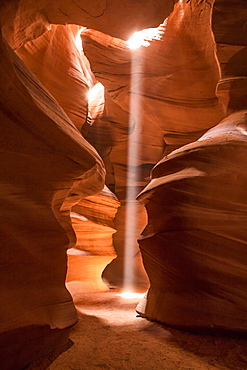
[[0, 0, 246, 369]]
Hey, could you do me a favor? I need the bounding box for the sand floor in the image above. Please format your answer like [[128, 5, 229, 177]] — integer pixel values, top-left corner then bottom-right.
[[29, 286, 247, 370]]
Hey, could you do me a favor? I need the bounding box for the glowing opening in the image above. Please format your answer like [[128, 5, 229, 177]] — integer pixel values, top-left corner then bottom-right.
[[70, 212, 89, 222], [127, 26, 162, 49], [88, 82, 104, 103], [75, 27, 86, 52], [116, 291, 146, 299], [87, 82, 105, 123]]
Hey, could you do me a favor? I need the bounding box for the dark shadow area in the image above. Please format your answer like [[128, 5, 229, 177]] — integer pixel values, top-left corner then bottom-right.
[[224, 47, 247, 77], [213, 0, 247, 46], [0, 325, 73, 370]]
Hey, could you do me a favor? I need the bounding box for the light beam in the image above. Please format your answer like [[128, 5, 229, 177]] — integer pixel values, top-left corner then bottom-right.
[[123, 45, 143, 292], [123, 26, 162, 292]]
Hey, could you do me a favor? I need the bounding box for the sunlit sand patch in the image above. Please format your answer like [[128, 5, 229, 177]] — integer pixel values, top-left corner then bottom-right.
[[116, 291, 146, 299]]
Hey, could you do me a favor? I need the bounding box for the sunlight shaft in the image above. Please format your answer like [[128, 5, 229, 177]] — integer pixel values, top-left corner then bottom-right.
[[123, 49, 143, 292]]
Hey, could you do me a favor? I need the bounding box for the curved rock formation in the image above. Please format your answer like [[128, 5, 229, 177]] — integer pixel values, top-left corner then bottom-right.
[[0, 0, 246, 367], [81, 0, 226, 289], [17, 24, 94, 132], [137, 110, 247, 333], [214, 0, 247, 121], [0, 0, 175, 49], [82, 0, 226, 148], [0, 31, 105, 369], [66, 186, 120, 293], [212, 0, 247, 46], [0, 0, 177, 369]]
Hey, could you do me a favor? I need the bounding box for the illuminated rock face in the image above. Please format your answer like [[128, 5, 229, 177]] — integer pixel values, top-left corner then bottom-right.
[[0, 31, 105, 368], [81, 0, 226, 288], [80, 0, 247, 331], [133, 0, 247, 333], [82, 0, 226, 148], [0, 0, 246, 367], [0, 2, 175, 367], [137, 111, 247, 333], [17, 24, 94, 132], [0, 0, 175, 49], [66, 186, 120, 292]]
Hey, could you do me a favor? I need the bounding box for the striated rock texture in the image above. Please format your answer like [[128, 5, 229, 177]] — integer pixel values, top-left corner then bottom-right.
[[134, 0, 247, 332], [0, 0, 175, 49], [0, 4, 180, 366], [0, 0, 246, 367], [71, 186, 119, 256], [0, 30, 105, 369], [82, 0, 226, 148], [137, 110, 247, 333], [214, 0, 247, 121], [212, 0, 247, 47], [66, 186, 120, 293], [81, 0, 226, 288], [17, 24, 94, 132]]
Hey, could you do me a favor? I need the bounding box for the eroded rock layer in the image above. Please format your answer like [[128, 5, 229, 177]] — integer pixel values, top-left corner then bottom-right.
[[0, 31, 105, 369], [17, 24, 94, 132], [66, 187, 120, 293], [0, 0, 175, 49], [81, 0, 226, 289], [82, 0, 226, 148], [0, 0, 246, 366], [137, 111, 247, 333]]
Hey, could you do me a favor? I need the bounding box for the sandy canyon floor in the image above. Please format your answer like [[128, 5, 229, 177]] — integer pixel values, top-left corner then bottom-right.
[[28, 285, 247, 370]]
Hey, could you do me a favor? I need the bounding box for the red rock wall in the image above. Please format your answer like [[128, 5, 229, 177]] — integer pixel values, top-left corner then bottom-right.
[[81, 0, 226, 289], [0, 1, 177, 367], [0, 0, 246, 367], [0, 0, 175, 49], [137, 111, 247, 333], [134, 0, 247, 335], [17, 24, 94, 132], [0, 31, 105, 368]]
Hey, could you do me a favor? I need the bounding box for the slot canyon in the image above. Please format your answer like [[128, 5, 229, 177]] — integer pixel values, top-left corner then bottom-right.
[[0, 0, 247, 369]]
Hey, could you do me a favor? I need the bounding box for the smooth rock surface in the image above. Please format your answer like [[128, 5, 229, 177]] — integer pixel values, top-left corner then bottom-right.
[[17, 24, 94, 132], [82, 0, 226, 148], [0, 30, 104, 369], [137, 111, 247, 333], [81, 0, 226, 289], [0, 0, 246, 367], [0, 0, 175, 49], [66, 187, 120, 293]]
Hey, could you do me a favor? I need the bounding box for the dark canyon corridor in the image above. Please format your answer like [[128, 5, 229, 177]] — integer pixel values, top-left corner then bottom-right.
[[0, 0, 246, 369]]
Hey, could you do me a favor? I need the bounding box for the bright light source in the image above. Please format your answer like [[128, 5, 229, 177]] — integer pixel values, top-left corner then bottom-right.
[[70, 212, 89, 222], [122, 24, 164, 293], [75, 27, 86, 52], [67, 248, 90, 256], [116, 291, 146, 299], [88, 82, 104, 103], [127, 27, 162, 50]]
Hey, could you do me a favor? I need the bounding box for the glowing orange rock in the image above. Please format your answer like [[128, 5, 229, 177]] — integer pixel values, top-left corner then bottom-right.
[[0, 0, 175, 49], [66, 187, 120, 293], [17, 25, 93, 132], [81, 0, 226, 289], [137, 110, 247, 334], [0, 31, 105, 368], [82, 0, 226, 149]]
